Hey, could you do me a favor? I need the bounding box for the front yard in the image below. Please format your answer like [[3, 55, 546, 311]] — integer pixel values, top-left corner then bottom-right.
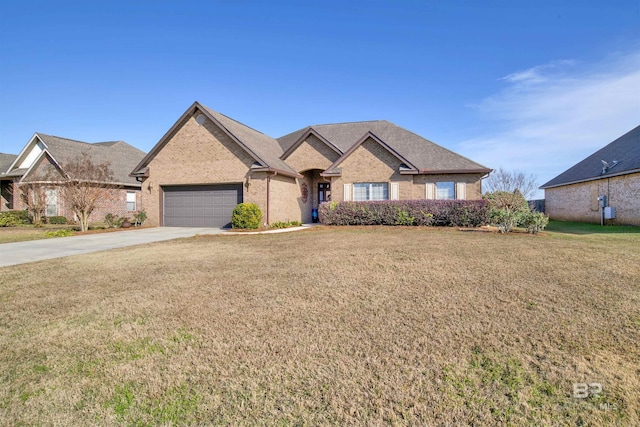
[[0, 226, 638, 425]]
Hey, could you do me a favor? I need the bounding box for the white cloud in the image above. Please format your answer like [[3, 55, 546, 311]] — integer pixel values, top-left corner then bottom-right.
[[499, 60, 576, 84], [458, 51, 640, 198]]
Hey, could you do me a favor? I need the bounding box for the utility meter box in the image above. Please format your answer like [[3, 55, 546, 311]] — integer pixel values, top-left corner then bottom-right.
[[604, 206, 616, 219], [598, 195, 607, 208]]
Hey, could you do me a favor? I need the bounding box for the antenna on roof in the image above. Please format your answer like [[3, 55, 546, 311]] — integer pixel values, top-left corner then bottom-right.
[[601, 160, 609, 174]]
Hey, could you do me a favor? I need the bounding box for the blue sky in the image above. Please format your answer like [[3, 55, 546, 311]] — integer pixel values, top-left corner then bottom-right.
[[1, 0, 638, 197]]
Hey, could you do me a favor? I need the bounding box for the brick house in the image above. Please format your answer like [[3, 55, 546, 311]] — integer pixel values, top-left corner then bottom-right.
[[0, 133, 146, 222], [131, 102, 491, 227], [540, 125, 640, 225], [0, 153, 18, 211]]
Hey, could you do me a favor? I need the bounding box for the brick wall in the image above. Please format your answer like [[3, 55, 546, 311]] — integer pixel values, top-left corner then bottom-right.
[[332, 138, 413, 201], [142, 112, 258, 226], [329, 137, 484, 202], [545, 172, 640, 225], [412, 174, 484, 200], [268, 174, 302, 223], [284, 134, 339, 172]]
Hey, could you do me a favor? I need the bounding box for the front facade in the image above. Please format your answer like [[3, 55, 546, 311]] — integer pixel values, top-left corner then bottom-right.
[[1, 133, 145, 221], [132, 102, 491, 227], [541, 125, 640, 225]]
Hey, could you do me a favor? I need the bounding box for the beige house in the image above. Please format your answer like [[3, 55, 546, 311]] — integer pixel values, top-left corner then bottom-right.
[[0, 133, 145, 220], [541, 125, 640, 225], [131, 102, 492, 227]]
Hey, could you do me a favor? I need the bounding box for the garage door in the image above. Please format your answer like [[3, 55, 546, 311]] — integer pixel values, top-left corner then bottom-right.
[[163, 184, 243, 227]]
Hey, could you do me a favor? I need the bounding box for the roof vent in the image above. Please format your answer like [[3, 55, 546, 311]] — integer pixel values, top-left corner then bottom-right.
[[195, 114, 206, 126]]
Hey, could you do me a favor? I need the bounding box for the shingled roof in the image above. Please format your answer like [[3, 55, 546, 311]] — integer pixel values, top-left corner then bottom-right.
[[8, 134, 145, 186], [131, 102, 299, 178], [0, 153, 17, 174], [278, 120, 491, 174], [541, 125, 640, 189]]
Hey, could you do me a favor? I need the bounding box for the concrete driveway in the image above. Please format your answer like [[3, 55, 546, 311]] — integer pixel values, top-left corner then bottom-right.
[[0, 227, 225, 268]]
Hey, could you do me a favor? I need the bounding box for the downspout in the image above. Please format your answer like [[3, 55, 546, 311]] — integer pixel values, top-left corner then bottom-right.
[[266, 171, 278, 226], [266, 174, 270, 225]]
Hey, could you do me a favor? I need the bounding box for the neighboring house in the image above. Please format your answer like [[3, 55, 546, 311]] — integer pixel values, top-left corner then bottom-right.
[[1, 133, 146, 221], [131, 102, 491, 227], [0, 153, 18, 211], [540, 125, 640, 225]]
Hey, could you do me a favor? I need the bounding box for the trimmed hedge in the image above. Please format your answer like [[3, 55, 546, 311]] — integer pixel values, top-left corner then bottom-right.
[[0, 210, 30, 226], [47, 216, 68, 224], [232, 202, 262, 229], [318, 200, 489, 227]]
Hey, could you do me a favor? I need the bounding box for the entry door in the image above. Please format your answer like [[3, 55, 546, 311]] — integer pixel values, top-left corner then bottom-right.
[[318, 183, 331, 204]]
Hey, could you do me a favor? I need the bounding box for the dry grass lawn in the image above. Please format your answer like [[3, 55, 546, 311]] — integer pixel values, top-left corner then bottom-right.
[[0, 226, 638, 426]]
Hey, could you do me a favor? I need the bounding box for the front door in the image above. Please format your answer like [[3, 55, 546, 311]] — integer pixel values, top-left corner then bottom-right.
[[318, 183, 331, 204]]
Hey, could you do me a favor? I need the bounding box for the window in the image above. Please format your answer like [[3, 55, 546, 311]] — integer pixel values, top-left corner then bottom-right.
[[436, 182, 455, 200], [353, 183, 388, 201], [45, 189, 57, 217], [126, 192, 136, 211]]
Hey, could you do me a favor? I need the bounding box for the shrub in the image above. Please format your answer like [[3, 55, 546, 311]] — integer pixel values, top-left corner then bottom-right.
[[484, 191, 530, 233], [0, 213, 19, 227], [232, 203, 262, 229], [0, 210, 30, 225], [47, 216, 68, 224], [270, 220, 302, 229], [489, 208, 522, 233], [133, 210, 147, 227], [104, 213, 124, 228], [44, 229, 74, 238], [520, 211, 549, 234], [318, 200, 488, 227]]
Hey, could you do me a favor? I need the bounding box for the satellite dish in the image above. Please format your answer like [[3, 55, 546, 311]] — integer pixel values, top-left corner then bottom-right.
[[195, 114, 206, 126]]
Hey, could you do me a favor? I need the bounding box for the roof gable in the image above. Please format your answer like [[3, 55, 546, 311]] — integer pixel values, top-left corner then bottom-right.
[[283, 120, 491, 174], [541, 125, 640, 189], [131, 102, 300, 178], [280, 128, 342, 159], [323, 131, 418, 176], [7, 133, 144, 186]]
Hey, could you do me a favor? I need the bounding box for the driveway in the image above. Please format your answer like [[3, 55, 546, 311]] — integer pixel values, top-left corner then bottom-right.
[[0, 227, 225, 268]]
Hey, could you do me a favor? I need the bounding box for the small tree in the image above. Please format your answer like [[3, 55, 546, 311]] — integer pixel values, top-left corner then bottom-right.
[[484, 167, 539, 200], [19, 182, 47, 225], [58, 153, 116, 232], [484, 190, 530, 233]]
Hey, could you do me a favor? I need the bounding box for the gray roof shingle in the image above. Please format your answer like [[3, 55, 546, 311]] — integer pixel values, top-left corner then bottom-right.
[[21, 134, 145, 186], [278, 120, 490, 173], [540, 125, 640, 189], [0, 153, 17, 174], [199, 106, 297, 175]]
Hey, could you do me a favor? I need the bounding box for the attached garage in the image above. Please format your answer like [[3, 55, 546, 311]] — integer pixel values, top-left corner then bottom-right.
[[162, 184, 242, 227]]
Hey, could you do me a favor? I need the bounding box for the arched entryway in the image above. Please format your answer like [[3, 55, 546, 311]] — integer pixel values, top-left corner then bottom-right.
[[299, 169, 331, 223]]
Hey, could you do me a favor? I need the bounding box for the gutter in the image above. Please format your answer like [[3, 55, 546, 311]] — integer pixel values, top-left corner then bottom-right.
[[540, 169, 640, 189]]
